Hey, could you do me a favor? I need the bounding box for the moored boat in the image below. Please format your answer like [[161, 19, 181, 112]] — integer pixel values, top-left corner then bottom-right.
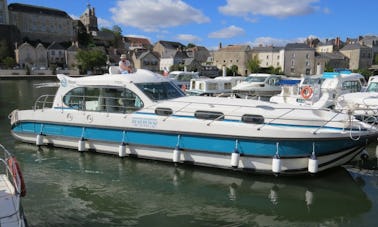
[[232, 73, 284, 98], [335, 75, 378, 123], [270, 71, 366, 109], [8, 69, 378, 175], [0, 144, 27, 227]]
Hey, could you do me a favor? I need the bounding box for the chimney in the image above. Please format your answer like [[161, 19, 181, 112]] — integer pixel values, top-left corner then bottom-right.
[[219, 42, 222, 49]]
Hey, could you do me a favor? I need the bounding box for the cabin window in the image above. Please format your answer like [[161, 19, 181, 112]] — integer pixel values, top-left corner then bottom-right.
[[242, 114, 264, 124], [136, 82, 185, 101], [155, 107, 173, 116], [342, 81, 361, 92], [195, 111, 224, 120], [63, 87, 144, 113]]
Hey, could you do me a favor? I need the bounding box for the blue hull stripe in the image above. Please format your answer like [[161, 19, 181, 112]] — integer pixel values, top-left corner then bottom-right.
[[12, 121, 365, 157]]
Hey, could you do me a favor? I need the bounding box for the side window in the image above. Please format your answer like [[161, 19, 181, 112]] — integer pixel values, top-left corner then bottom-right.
[[63, 87, 144, 113], [63, 87, 85, 110], [119, 88, 144, 113]]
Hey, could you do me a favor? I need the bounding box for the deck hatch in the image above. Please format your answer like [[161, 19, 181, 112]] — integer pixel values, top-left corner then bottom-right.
[[241, 114, 264, 124], [155, 107, 173, 116], [194, 110, 224, 120]]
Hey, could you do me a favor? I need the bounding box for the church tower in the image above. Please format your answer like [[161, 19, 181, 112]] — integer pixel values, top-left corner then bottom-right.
[[0, 0, 9, 24], [80, 3, 98, 34]]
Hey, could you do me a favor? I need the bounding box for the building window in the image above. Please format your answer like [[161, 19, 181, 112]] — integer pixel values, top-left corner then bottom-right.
[[291, 60, 294, 66], [306, 53, 309, 59], [291, 68, 295, 73]]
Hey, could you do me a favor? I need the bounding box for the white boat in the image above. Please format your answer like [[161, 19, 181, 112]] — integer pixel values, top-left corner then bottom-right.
[[270, 71, 366, 109], [0, 144, 27, 227], [232, 73, 284, 98], [8, 68, 378, 175], [167, 71, 200, 91], [335, 75, 378, 123], [186, 76, 245, 96]]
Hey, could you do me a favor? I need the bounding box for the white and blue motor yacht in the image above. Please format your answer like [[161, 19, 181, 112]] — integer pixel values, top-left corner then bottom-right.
[[9, 69, 378, 175]]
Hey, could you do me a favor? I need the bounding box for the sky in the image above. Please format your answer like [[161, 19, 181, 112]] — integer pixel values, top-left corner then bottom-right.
[[7, 0, 378, 49]]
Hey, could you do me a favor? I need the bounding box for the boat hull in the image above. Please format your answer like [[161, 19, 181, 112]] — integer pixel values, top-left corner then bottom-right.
[[11, 117, 374, 175]]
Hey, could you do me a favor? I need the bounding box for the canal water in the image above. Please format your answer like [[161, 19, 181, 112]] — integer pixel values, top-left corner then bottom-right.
[[1, 78, 377, 227]]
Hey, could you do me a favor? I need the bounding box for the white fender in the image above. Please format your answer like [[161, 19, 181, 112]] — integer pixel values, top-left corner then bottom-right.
[[308, 153, 318, 174], [272, 154, 281, 173], [173, 147, 181, 163], [78, 138, 86, 152], [230, 151, 240, 168], [36, 134, 43, 146], [119, 143, 127, 157]]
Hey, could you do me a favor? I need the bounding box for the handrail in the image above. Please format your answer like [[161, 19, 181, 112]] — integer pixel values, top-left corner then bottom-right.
[[33, 95, 55, 110], [33, 94, 142, 114], [0, 144, 21, 195]]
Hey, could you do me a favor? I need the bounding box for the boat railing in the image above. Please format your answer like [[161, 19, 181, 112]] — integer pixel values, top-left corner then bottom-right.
[[34, 94, 142, 114], [0, 144, 22, 195], [33, 94, 55, 110]]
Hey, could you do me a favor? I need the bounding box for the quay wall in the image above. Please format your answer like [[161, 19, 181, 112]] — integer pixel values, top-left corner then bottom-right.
[[0, 69, 80, 78]]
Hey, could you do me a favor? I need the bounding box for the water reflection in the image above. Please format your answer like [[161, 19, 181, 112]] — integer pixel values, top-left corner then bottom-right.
[[13, 142, 373, 226]]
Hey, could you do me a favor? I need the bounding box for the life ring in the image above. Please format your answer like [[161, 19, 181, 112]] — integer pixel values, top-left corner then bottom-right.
[[301, 86, 313, 99], [7, 157, 26, 197]]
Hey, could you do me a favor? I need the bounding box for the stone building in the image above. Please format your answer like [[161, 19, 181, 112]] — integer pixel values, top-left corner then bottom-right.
[[47, 42, 65, 67], [340, 43, 372, 70], [14, 42, 47, 68], [0, 0, 9, 24], [186, 46, 210, 63], [153, 40, 185, 58], [80, 4, 98, 35], [65, 42, 80, 69], [123, 36, 153, 51], [132, 50, 159, 72], [283, 43, 315, 76], [314, 52, 347, 74], [7, 3, 74, 43], [213, 44, 251, 76], [252, 46, 284, 71]]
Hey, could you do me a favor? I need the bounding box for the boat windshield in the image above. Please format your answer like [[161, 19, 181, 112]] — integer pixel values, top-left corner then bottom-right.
[[136, 82, 186, 101], [245, 76, 267, 83], [366, 81, 378, 92], [302, 77, 323, 85]]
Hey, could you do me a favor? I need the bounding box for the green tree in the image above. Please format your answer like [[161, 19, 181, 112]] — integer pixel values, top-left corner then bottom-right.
[[0, 39, 11, 60], [324, 62, 333, 72], [2, 57, 16, 69], [76, 49, 107, 74], [170, 64, 184, 71], [230, 65, 238, 76], [247, 55, 260, 73], [374, 53, 378, 65]]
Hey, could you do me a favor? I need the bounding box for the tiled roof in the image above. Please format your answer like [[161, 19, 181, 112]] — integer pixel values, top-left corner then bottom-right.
[[47, 42, 65, 50], [8, 3, 70, 18], [158, 40, 185, 49], [285, 43, 312, 50], [340, 43, 370, 51], [124, 36, 152, 46], [219, 45, 251, 52], [253, 46, 283, 52]]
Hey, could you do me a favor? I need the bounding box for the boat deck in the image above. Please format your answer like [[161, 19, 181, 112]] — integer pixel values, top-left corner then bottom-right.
[[0, 174, 21, 226]]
